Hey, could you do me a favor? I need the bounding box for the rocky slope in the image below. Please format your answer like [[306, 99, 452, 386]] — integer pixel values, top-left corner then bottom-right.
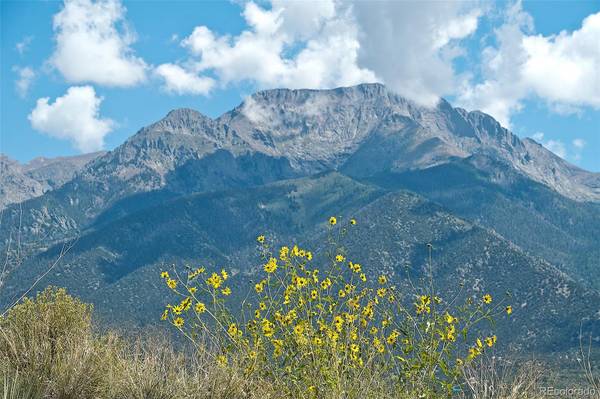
[[0, 152, 104, 209]]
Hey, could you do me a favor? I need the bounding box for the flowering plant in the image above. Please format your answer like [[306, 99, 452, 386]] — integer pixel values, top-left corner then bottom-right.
[[160, 217, 512, 398]]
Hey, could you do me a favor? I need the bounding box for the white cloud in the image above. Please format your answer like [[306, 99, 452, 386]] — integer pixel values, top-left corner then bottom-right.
[[154, 63, 215, 95], [28, 86, 114, 152], [156, 1, 376, 96], [353, 1, 482, 106], [16, 36, 33, 55], [160, 1, 483, 105], [544, 139, 567, 159], [50, 0, 147, 87], [573, 138, 586, 150], [457, 2, 600, 127], [163, 1, 376, 94], [530, 133, 586, 162], [572, 138, 586, 161], [13, 66, 36, 97], [521, 12, 600, 109], [531, 132, 545, 142]]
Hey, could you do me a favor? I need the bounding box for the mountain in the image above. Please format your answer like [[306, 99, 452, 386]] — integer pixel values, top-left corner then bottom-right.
[[367, 156, 600, 290], [0, 152, 104, 210], [2, 172, 598, 353], [3, 84, 598, 252], [1, 83, 599, 355], [0, 155, 46, 210]]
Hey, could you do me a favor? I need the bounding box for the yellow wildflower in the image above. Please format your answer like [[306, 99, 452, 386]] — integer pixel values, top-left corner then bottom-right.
[[378, 275, 387, 284], [262, 319, 275, 337], [483, 294, 492, 304], [221, 287, 231, 296], [506, 305, 513, 315], [257, 235, 265, 243], [279, 246, 289, 261], [228, 323, 238, 337], [296, 276, 308, 288], [173, 317, 184, 328], [350, 218, 357, 225], [217, 355, 228, 366], [329, 216, 337, 225], [320, 277, 332, 290], [166, 278, 177, 289], [264, 257, 278, 273], [207, 273, 223, 289], [195, 302, 206, 313], [293, 324, 305, 336], [255, 281, 265, 293], [160, 271, 169, 279]]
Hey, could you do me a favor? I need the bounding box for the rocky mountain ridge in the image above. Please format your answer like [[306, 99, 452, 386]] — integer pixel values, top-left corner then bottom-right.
[[0, 152, 104, 209]]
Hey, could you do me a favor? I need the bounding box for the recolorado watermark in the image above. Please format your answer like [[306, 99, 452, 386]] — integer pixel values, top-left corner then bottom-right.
[[540, 386, 597, 397]]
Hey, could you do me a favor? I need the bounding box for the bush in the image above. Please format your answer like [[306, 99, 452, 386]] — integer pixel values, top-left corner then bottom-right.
[[0, 287, 276, 399], [160, 217, 512, 398], [0, 287, 110, 399]]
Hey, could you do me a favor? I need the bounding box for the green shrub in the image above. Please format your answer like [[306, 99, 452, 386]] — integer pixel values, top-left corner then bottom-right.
[[0, 287, 110, 399]]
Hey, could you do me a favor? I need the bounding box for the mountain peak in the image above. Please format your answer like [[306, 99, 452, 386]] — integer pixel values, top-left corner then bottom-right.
[[165, 107, 207, 120]]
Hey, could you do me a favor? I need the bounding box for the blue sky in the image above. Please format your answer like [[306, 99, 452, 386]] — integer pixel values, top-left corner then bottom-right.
[[1, 0, 599, 171]]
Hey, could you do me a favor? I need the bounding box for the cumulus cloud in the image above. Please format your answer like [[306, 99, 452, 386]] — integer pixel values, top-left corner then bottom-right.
[[13, 66, 35, 97], [457, 2, 600, 127], [28, 86, 114, 152], [49, 0, 147, 87], [154, 63, 215, 95], [158, 0, 482, 106], [156, 0, 376, 95], [353, 1, 482, 106]]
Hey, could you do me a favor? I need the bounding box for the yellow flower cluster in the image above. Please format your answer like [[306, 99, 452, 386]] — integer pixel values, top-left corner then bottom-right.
[[264, 257, 278, 273], [159, 216, 512, 397]]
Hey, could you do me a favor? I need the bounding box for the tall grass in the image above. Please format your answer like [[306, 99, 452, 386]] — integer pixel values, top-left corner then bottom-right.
[[0, 287, 276, 399], [0, 288, 596, 398]]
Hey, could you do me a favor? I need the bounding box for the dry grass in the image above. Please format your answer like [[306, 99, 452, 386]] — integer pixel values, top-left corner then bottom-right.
[[1, 287, 597, 399], [462, 356, 547, 399]]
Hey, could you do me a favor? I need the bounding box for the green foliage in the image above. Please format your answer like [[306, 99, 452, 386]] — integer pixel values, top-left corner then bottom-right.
[[0, 287, 109, 399]]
